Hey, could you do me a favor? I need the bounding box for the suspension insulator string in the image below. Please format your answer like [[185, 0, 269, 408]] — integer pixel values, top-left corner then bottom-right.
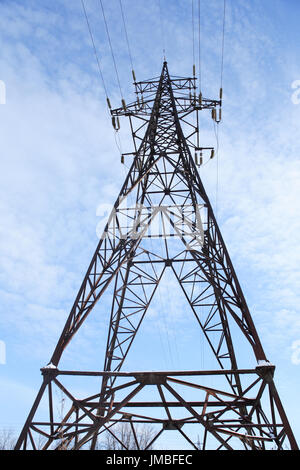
[[112, 116, 120, 131], [195, 151, 204, 167]]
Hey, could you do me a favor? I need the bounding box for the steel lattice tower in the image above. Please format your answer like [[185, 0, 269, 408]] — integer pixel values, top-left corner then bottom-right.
[[15, 62, 298, 451]]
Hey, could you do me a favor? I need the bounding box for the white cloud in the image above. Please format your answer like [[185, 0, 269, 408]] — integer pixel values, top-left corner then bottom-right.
[[291, 340, 300, 366], [0, 0, 299, 390]]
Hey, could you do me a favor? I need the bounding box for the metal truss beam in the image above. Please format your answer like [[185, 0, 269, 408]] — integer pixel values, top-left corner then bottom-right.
[[15, 62, 298, 451]]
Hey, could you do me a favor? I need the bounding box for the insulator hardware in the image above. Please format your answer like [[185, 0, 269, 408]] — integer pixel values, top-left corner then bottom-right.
[[210, 149, 215, 159], [112, 116, 120, 131], [218, 108, 222, 122], [193, 64, 196, 77], [121, 154, 124, 164], [195, 151, 203, 167], [212, 108, 217, 121], [106, 97, 112, 110], [220, 87, 223, 100], [122, 99, 126, 111], [199, 92, 202, 105], [132, 69, 136, 82]]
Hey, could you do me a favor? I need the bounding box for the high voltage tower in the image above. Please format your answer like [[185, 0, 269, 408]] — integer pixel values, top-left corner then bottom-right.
[[15, 61, 298, 451]]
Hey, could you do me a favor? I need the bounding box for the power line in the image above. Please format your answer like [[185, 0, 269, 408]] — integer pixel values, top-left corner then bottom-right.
[[99, 0, 124, 100], [80, 0, 109, 100], [81, 0, 126, 160], [220, 0, 226, 89], [119, 0, 136, 82], [213, 120, 220, 218], [192, 0, 195, 71], [215, 0, 227, 219], [197, 0, 201, 92], [158, 0, 166, 60]]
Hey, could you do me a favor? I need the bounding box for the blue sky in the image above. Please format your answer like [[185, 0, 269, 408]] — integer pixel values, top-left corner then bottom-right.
[[0, 0, 300, 449]]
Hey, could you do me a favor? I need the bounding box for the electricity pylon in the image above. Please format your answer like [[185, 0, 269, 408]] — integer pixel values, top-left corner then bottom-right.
[[15, 62, 298, 450]]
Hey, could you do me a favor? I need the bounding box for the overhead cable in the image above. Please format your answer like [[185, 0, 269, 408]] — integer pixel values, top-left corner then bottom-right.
[[192, 0, 195, 75], [198, 0, 201, 91], [220, 0, 226, 89], [80, 0, 109, 102], [99, 0, 124, 101], [158, 0, 166, 60], [119, 0, 136, 82]]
